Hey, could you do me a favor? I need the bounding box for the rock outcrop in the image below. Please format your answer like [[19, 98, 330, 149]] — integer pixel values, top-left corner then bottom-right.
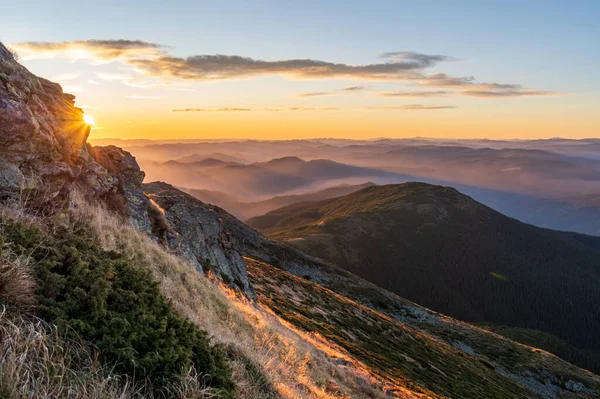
[[0, 42, 254, 296], [144, 182, 255, 296], [0, 42, 115, 203], [88, 145, 152, 233]]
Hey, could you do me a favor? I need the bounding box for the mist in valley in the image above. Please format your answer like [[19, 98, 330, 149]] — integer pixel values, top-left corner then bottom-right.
[[87, 137, 600, 235]]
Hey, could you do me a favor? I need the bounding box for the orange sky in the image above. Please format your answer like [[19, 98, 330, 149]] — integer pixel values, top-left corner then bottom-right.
[[86, 97, 599, 141]]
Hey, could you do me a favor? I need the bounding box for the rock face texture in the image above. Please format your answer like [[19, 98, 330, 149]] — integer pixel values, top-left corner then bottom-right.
[[0, 43, 115, 202], [88, 145, 152, 233], [0, 42, 254, 296], [144, 182, 255, 296]]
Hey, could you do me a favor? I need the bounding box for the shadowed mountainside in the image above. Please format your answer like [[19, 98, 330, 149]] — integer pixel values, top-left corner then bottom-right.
[[248, 183, 600, 368]]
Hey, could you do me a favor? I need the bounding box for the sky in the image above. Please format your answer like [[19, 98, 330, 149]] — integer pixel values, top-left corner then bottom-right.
[[1, 0, 599, 140]]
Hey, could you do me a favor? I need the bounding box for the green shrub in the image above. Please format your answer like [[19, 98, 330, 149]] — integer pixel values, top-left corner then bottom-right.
[[0, 218, 234, 397]]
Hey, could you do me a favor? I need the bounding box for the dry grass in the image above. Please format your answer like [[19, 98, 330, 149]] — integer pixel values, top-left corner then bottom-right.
[[0, 306, 220, 399], [0, 306, 137, 399], [69, 191, 394, 398], [0, 250, 35, 310], [0, 203, 221, 399]]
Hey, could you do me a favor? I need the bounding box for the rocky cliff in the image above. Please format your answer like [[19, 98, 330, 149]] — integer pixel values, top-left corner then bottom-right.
[[0, 43, 115, 203], [0, 42, 253, 295], [144, 182, 254, 295]]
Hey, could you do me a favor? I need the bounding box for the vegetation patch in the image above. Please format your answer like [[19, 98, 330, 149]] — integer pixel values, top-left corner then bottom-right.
[[0, 215, 234, 397]]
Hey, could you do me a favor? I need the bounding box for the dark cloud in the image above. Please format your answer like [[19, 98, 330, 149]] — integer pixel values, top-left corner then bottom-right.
[[341, 86, 368, 92], [380, 51, 456, 67], [127, 53, 446, 81]]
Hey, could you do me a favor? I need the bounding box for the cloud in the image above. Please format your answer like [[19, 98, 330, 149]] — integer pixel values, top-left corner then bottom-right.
[[172, 107, 338, 112], [379, 88, 556, 98], [12, 39, 166, 61], [87, 79, 100, 85], [365, 105, 457, 111], [294, 85, 369, 98], [380, 51, 457, 66], [461, 89, 556, 97], [379, 90, 451, 97], [14, 39, 553, 97], [294, 92, 332, 98], [14, 41, 451, 82], [341, 85, 367, 92], [418, 73, 523, 91], [126, 52, 450, 82]]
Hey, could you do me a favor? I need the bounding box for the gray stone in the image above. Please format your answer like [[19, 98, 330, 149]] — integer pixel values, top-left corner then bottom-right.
[[144, 182, 255, 297]]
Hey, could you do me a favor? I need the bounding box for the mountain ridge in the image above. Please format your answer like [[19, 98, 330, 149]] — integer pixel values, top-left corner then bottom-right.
[[248, 182, 600, 369]]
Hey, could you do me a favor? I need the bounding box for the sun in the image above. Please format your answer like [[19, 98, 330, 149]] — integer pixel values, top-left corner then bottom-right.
[[83, 115, 95, 126]]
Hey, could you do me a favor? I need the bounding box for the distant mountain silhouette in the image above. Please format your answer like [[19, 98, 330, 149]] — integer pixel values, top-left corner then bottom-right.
[[175, 152, 249, 164], [140, 156, 401, 199], [183, 182, 376, 220]]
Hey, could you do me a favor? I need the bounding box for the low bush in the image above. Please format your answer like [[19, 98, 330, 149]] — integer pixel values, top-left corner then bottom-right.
[[0, 216, 234, 397]]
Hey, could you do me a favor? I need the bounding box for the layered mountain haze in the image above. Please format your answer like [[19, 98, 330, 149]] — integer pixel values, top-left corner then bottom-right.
[[248, 183, 600, 371], [112, 138, 600, 236], [182, 182, 376, 221], [138, 155, 399, 200]]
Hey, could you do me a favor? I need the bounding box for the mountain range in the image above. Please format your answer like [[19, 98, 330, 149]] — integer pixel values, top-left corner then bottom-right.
[[182, 182, 375, 221]]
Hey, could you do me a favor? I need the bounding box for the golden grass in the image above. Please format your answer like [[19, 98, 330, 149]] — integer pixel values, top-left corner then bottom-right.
[[0, 250, 35, 310], [0, 306, 137, 399], [69, 191, 396, 399], [0, 204, 220, 399], [0, 306, 219, 398]]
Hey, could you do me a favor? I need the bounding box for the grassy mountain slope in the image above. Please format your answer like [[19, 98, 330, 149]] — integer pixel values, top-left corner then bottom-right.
[[476, 324, 600, 374], [248, 258, 600, 398], [4, 189, 600, 398], [248, 183, 600, 366], [1, 198, 404, 398]]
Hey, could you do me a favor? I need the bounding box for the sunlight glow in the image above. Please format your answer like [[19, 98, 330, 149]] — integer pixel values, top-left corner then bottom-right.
[[83, 115, 95, 126]]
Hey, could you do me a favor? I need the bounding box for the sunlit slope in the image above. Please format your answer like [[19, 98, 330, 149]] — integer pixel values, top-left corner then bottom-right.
[[247, 258, 600, 398], [248, 183, 600, 368]]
